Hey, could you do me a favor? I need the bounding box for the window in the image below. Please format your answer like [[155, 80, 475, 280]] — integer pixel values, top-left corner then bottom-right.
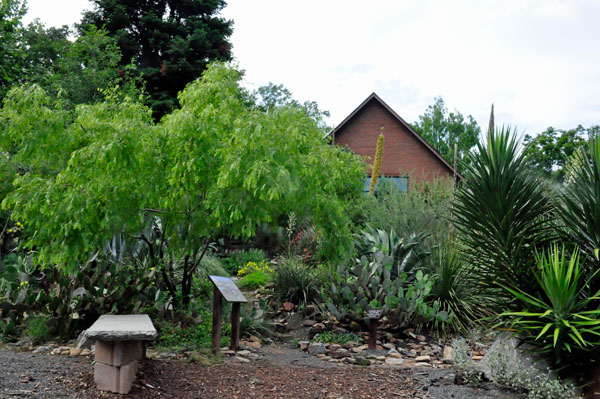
[[364, 176, 408, 193]]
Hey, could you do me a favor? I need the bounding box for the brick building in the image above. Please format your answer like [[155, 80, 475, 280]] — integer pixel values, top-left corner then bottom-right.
[[329, 93, 457, 191]]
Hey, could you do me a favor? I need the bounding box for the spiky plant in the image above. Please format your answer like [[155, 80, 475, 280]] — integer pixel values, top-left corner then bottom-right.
[[369, 132, 385, 194], [453, 127, 553, 308]]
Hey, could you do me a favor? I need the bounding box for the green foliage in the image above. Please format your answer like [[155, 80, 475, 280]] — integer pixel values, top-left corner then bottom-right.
[[411, 96, 480, 171], [557, 136, 600, 263], [240, 298, 274, 340], [523, 125, 596, 182], [355, 177, 453, 251], [25, 314, 51, 344], [0, 0, 27, 99], [427, 246, 491, 335], [155, 309, 229, 350], [238, 270, 272, 290], [272, 257, 323, 306], [453, 127, 553, 307], [353, 226, 430, 278], [0, 63, 364, 311], [224, 249, 267, 275], [499, 246, 600, 372], [312, 331, 360, 344], [81, 0, 233, 118], [327, 248, 449, 329]]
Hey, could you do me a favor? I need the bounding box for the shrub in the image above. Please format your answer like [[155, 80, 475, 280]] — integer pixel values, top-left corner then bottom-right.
[[272, 257, 322, 306], [223, 249, 267, 275], [453, 127, 553, 308], [25, 315, 51, 344], [499, 245, 600, 376], [427, 246, 493, 335], [240, 298, 274, 339], [312, 331, 360, 344], [155, 309, 230, 350], [238, 270, 271, 290], [356, 177, 454, 251], [237, 259, 273, 276]]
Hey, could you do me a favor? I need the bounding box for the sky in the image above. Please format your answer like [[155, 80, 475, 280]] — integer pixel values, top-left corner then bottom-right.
[[24, 0, 600, 135]]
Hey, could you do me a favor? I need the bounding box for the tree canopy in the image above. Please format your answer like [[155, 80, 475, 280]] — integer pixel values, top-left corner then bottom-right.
[[412, 97, 480, 171], [81, 0, 233, 119], [523, 125, 599, 182], [0, 63, 365, 306]]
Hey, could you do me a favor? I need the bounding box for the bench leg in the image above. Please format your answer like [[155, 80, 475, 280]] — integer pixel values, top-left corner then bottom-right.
[[94, 340, 143, 394]]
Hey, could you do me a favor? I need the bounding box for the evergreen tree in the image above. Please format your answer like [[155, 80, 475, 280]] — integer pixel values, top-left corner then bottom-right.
[[81, 0, 233, 119]]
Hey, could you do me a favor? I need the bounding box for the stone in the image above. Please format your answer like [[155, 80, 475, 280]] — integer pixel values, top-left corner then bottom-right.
[[385, 358, 405, 365], [328, 344, 341, 351], [80, 349, 91, 356], [342, 357, 356, 364], [330, 351, 350, 359], [299, 341, 310, 351], [382, 343, 396, 350], [400, 348, 417, 358], [387, 352, 403, 359], [414, 362, 431, 367], [76, 330, 93, 349], [472, 355, 484, 361], [247, 341, 261, 349], [375, 356, 386, 361], [415, 355, 431, 362], [283, 302, 294, 312], [69, 348, 82, 357], [442, 345, 454, 363], [308, 323, 325, 338], [303, 319, 316, 327], [274, 322, 288, 333], [95, 340, 143, 367], [237, 350, 252, 356], [94, 360, 138, 394], [304, 304, 316, 316], [248, 335, 261, 343], [85, 314, 157, 341], [233, 356, 250, 363], [328, 358, 340, 363], [32, 345, 52, 354], [308, 343, 326, 355]]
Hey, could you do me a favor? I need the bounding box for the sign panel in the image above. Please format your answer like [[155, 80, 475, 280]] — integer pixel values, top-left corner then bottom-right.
[[366, 309, 383, 320], [209, 275, 248, 303]]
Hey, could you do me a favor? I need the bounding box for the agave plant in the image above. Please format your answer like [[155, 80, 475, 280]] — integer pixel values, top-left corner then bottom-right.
[[353, 226, 429, 278], [499, 245, 600, 370], [453, 127, 553, 307]]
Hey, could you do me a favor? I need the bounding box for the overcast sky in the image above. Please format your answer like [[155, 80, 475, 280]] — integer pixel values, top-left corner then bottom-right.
[[24, 0, 600, 135]]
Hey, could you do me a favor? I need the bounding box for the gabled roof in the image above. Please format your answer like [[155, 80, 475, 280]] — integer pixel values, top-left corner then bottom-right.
[[328, 92, 462, 179]]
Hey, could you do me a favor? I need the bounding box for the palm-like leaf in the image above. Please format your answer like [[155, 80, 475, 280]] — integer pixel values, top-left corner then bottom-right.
[[453, 127, 553, 304]]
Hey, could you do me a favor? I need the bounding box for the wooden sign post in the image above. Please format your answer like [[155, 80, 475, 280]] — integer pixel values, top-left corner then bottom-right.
[[366, 309, 383, 350], [209, 276, 248, 355]]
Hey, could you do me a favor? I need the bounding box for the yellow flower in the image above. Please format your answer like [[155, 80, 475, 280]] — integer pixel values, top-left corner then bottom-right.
[[19, 282, 24, 287], [8, 229, 13, 233]]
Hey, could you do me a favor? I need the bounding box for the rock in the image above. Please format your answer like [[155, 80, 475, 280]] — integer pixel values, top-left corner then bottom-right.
[[330, 351, 350, 359], [472, 355, 484, 361], [342, 357, 356, 364], [304, 304, 315, 316], [274, 322, 288, 333], [414, 362, 431, 367], [308, 323, 325, 338], [385, 358, 405, 365], [76, 330, 93, 350], [375, 356, 386, 361], [299, 341, 310, 351], [417, 335, 426, 342], [158, 351, 177, 359], [400, 348, 417, 358], [69, 348, 81, 357], [85, 314, 157, 341], [387, 352, 403, 359], [442, 345, 454, 363], [316, 354, 328, 358], [356, 358, 371, 366], [327, 344, 340, 351], [237, 350, 252, 356], [233, 356, 250, 363], [415, 355, 431, 362], [283, 302, 294, 312], [303, 319, 316, 327], [248, 335, 260, 343], [80, 349, 91, 356], [32, 346, 52, 354], [382, 343, 396, 350], [247, 341, 261, 349], [308, 343, 326, 355]]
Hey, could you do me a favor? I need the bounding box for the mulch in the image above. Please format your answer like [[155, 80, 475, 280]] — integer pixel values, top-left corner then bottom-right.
[[75, 359, 424, 399]]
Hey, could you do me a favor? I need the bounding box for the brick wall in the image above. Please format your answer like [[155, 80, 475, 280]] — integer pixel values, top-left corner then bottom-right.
[[334, 100, 454, 187]]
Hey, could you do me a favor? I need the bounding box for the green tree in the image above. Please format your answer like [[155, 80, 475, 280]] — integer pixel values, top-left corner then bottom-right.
[[0, 0, 27, 99], [81, 0, 233, 119], [523, 125, 594, 182], [412, 97, 480, 171], [0, 63, 364, 309]]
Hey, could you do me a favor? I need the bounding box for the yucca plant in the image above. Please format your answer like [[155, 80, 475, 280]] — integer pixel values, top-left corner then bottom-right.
[[557, 136, 600, 264], [453, 127, 553, 307], [499, 245, 600, 371], [428, 246, 493, 335]]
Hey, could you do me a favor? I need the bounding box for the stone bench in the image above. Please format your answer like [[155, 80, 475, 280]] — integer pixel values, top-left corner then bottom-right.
[[85, 314, 157, 394]]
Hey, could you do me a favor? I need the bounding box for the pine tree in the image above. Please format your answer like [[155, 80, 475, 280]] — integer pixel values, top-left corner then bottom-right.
[[80, 0, 233, 119]]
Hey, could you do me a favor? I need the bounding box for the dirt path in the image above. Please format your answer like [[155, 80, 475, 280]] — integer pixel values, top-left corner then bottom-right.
[[0, 346, 522, 398]]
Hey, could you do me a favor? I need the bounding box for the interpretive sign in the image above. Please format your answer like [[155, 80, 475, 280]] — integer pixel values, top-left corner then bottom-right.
[[367, 309, 383, 320], [209, 276, 248, 303], [209, 276, 247, 354]]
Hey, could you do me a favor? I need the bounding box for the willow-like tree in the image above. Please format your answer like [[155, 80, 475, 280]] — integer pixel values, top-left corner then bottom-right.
[[0, 63, 365, 308]]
